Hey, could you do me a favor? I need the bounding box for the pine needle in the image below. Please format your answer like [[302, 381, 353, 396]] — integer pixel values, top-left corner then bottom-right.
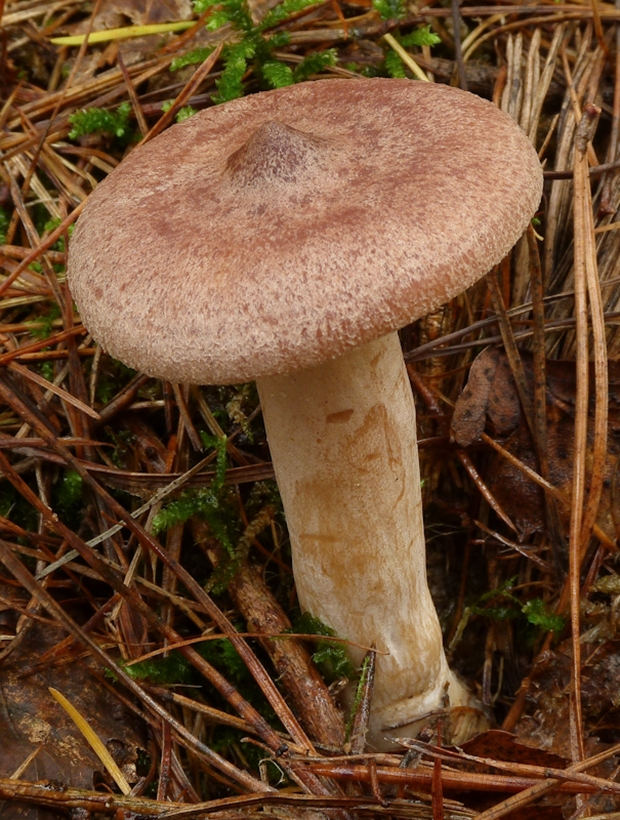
[[48, 687, 132, 795], [50, 22, 194, 46]]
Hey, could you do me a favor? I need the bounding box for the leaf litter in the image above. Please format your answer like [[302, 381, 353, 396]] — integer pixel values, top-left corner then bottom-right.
[[2, 0, 620, 817]]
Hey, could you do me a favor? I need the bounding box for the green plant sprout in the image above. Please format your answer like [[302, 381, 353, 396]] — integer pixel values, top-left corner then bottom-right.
[[261, 60, 295, 87], [153, 432, 274, 594], [384, 49, 406, 78], [39, 362, 55, 382], [521, 598, 565, 632], [55, 470, 83, 513], [152, 433, 255, 592]]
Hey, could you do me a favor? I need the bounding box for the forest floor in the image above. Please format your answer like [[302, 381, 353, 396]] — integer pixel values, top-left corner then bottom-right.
[[1, 0, 620, 817]]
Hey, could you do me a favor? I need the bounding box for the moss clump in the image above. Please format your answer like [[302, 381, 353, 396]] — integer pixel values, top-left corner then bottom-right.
[[68, 101, 133, 141]]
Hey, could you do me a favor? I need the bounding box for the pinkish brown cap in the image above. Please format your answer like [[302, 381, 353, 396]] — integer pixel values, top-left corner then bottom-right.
[[68, 78, 542, 384]]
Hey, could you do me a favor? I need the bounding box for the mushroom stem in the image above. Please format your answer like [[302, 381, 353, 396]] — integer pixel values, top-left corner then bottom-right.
[[257, 332, 471, 747]]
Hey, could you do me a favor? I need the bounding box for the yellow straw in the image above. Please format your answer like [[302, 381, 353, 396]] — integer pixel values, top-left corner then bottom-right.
[[50, 22, 194, 46], [49, 687, 132, 795]]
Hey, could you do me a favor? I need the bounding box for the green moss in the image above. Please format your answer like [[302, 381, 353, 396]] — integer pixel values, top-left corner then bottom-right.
[[260, 0, 321, 28], [170, 46, 215, 71], [261, 60, 294, 88], [68, 101, 133, 142], [195, 0, 253, 31], [120, 652, 193, 685], [0, 482, 39, 534], [189, 0, 335, 102], [27, 303, 60, 340], [372, 0, 406, 21], [385, 49, 406, 78], [467, 578, 565, 638], [0, 207, 11, 245], [293, 612, 355, 682], [56, 470, 83, 513], [161, 100, 198, 122], [521, 598, 565, 633], [41, 217, 74, 252], [151, 484, 238, 559], [95, 358, 137, 406], [400, 25, 441, 47], [213, 37, 260, 103], [39, 361, 54, 382], [383, 25, 441, 76], [345, 652, 373, 740], [152, 434, 240, 578], [293, 49, 337, 82]]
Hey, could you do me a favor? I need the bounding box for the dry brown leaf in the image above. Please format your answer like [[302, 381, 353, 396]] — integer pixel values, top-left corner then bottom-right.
[[0, 618, 144, 819], [90, 0, 193, 29], [451, 348, 620, 540]]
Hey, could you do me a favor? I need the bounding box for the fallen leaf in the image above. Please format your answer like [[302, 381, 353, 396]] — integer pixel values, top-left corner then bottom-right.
[[451, 348, 620, 540], [460, 728, 568, 768], [0, 617, 144, 820], [91, 0, 193, 29]]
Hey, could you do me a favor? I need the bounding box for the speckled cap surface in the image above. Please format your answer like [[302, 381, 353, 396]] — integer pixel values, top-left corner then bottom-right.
[[68, 78, 543, 384]]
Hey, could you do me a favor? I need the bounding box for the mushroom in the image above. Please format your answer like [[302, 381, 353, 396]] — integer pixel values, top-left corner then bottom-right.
[[68, 78, 543, 747]]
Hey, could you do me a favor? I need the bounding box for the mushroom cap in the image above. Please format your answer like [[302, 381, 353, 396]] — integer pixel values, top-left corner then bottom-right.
[[68, 78, 543, 384]]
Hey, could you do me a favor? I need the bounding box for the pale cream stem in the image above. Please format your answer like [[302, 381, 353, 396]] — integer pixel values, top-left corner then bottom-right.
[[257, 332, 470, 746]]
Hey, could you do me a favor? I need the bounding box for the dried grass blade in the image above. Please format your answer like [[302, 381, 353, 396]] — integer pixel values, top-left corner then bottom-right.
[[519, 27, 539, 135], [527, 226, 566, 558], [117, 51, 148, 136], [528, 23, 565, 144], [485, 268, 536, 439], [570, 101, 601, 766], [577, 123, 609, 551], [590, 0, 608, 54], [544, 31, 596, 283], [501, 34, 523, 120], [599, 3, 620, 211], [462, 13, 504, 61]]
